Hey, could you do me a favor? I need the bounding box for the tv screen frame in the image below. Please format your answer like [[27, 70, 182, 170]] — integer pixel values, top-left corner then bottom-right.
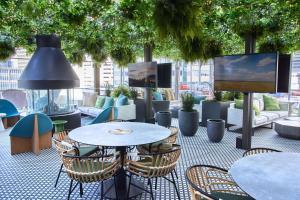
[[277, 54, 291, 93], [128, 61, 157, 88], [213, 52, 279, 93], [157, 63, 172, 88]]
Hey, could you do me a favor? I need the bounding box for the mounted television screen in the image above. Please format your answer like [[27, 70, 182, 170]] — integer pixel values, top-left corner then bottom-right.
[[277, 54, 291, 93], [157, 63, 172, 88], [214, 53, 278, 93], [128, 62, 157, 88]]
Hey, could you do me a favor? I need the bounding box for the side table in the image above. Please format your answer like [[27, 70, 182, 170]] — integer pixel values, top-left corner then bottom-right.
[[52, 120, 68, 133]]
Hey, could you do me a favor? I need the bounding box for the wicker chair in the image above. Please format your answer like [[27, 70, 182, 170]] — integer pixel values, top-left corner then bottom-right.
[[126, 144, 181, 199], [243, 147, 281, 157], [52, 131, 99, 188], [185, 165, 254, 200], [166, 126, 179, 144], [62, 149, 121, 200]]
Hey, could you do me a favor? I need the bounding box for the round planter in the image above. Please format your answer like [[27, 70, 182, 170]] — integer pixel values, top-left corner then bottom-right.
[[207, 119, 225, 142], [178, 109, 199, 136], [156, 111, 172, 128]]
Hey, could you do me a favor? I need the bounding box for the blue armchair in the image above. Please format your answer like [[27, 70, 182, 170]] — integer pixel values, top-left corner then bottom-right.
[[10, 113, 53, 155], [0, 99, 20, 128]]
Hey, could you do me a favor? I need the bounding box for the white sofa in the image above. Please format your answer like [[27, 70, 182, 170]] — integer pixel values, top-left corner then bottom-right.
[[227, 102, 288, 129], [78, 99, 136, 121]]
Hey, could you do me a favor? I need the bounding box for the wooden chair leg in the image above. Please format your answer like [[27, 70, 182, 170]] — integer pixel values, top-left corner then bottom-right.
[[171, 172, 180, 200], [54, 164, 63, 188], [68, 180, 73, 200]]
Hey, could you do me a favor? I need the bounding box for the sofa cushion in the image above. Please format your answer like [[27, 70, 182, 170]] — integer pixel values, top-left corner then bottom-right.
[[82, 92, 98, 107], [95, 96, 105, 109], [153, 92, 163, 101], [235, 99, 260, 115], [254, 115, 268, 125], [102, 97, 114, 109], [268, 111, 288, 118], [115, 94, 128, 107], [88, 107, 103, 117], [260, 111, 279, 121], [78, 106, 92, 114], [263, 95, 280, 111]]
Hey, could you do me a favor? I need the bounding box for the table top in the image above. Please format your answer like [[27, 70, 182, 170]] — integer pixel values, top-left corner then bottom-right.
[[275, 119, 300, 127], [229, 152, 300, 200], [69, 122, 171, 147]]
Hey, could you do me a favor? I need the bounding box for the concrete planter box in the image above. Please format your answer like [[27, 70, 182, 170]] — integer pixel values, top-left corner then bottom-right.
[[179, 109, 199, 136], [207, 119, 225, 142], [201, 101, 230, 127]]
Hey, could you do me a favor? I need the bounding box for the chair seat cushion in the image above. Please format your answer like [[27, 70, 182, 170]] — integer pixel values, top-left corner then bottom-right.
[[72, 160, 111, 173], [211, 192, 254, 200], [138, 141, 172, 153], [78, 146, 99, 156]]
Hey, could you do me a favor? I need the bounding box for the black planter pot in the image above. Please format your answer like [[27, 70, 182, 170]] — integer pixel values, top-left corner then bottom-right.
[[156, 111, 171, 127], [179, 109, 199, 136], [201, 101, 231, 127], [207, 119, 225, 142]]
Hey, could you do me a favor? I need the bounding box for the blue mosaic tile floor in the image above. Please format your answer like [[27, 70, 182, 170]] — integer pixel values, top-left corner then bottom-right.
[[0, 119, 300, 199]]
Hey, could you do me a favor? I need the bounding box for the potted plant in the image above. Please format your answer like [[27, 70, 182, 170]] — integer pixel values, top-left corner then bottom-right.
[[111, 85, 130, 98], [179, 92, 199, 136], [104, 82, 111, 97], [201, 91, 231, 127]]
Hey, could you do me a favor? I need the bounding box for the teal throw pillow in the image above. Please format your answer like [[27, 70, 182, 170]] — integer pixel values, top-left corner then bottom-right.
[[194, 95, 206, 104], [116, 94, 129, 107], [153, 92, 163, 101], [95, 96, 105, 108], [102, 97, 114, 110], [263, 95, 280, 111]]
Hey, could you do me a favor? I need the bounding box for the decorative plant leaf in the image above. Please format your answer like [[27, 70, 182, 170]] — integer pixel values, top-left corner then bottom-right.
[[0, 35, 15, 60]]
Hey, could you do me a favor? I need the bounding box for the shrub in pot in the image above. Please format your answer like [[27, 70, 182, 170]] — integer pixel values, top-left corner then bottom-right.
[[179, 92, 199, 136], [111, 85, 130, 98]]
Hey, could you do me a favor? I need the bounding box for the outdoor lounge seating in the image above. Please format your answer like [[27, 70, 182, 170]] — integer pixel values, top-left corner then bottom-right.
[[62, 149, 121, 200], [0, 99, 20, 129], [185, 164, 254, 200], [88, 106, 114, 125], [9, 113, 52, 155]]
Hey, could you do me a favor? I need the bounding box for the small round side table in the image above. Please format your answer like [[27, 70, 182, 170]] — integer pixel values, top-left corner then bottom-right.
[[0, 113, 7, 131], [52, 120, 68, 133]]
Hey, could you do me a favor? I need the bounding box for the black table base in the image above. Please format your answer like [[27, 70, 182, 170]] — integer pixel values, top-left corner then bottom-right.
[[101, 146, 145, 199]]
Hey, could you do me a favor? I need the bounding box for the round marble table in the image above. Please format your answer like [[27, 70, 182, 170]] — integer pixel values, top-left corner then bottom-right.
[[229, 152, 300, 200], [0, 113, 6, 131], [69, 122, 171, 199]]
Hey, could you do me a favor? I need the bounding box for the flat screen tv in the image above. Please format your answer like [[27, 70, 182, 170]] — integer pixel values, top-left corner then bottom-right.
[[214, 53, 278, 93], [157, 63, 172, 88], [128, 62, 157, 88], [277, 54, 291, 93]]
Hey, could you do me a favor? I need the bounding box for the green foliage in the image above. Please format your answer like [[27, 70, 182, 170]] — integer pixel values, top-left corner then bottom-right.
[[153, 0, 202, 39], [129, 87, 138, 100], [0, 35, 15, 60], [181, 92, 195, 112], [110, 46, 136, 67], [213, 91, 223, 102], [223, 92, 243, 101], [112, 85, 130, 98]]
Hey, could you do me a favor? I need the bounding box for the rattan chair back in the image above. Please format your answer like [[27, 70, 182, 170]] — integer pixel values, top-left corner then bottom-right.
[[165, 126, 178, 144], [52, 131, 77, 157], [127, 145, 181, 178], [243, 147, 281, 157], [62, 149, 121, 183], [186, 165, 251, 200]]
